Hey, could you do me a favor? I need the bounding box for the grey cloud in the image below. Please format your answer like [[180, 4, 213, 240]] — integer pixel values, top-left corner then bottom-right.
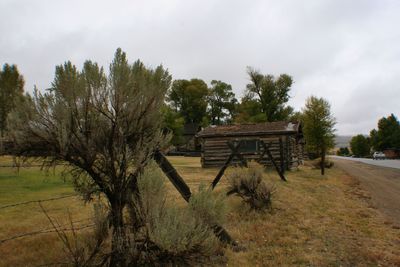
[[1, 0, 399, 135]]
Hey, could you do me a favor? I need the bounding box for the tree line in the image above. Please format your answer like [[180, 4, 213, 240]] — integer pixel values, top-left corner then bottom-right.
[[162, 68, 298, 146], [0, 63, 303, 144], [337, 114, 400, 157], [1, 55, 336, 175]]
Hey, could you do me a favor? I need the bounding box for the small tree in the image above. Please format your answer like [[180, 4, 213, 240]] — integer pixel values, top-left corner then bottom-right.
[[336, 147, 350, 156], [0, 63, 25, 137], [350, 135, 370, 157], [302, 96, 336, 175], [9, 49, 171, 266]]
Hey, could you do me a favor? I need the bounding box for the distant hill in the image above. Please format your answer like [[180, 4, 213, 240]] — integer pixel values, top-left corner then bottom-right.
[[335, 135, 352, 148]]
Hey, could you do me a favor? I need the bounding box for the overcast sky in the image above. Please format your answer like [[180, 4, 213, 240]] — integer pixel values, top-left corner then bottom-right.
[[1, 0, 399, 135]]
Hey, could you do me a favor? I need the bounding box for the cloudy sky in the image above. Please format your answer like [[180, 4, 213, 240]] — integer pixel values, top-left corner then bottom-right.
[[1, 0, 399, 135]]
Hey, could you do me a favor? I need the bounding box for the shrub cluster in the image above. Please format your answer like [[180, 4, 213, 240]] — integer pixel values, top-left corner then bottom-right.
[[128, 162, 226, 265], [310, 159, 334, 169], [48, 162, 227, 266], [227, 167, 274, 211]]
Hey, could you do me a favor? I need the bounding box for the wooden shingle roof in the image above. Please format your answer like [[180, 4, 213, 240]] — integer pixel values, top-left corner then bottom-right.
[[196, 121, 301, 138]]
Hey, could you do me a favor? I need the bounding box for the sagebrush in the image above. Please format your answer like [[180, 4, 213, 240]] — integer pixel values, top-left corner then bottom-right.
[[128, 163, 226, 265], [227, 167, 274, 210]]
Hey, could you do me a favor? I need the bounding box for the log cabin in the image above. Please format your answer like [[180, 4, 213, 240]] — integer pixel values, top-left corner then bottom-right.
[[196, 121, 305, 168]]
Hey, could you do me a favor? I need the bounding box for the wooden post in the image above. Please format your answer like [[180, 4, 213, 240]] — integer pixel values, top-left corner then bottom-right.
[[258, 141, 287, 182], [285, 136, 290, 171], [153, 150, 238, 247], [279, 138, 285, 175], [153, 150, 191, 201], [210, 140, 247, 190], [227, 141, 247, 167]]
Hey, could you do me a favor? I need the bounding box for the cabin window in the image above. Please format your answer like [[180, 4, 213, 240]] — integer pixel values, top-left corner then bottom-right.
[[238, 140, 258, 153]]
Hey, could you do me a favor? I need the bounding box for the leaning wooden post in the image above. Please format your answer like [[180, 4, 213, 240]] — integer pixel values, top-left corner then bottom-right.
[[153, 150, 191, 201], [285, 136, 290, 171], [210, 140, 243, 190], [260, 141, 287, 182], [279, 137, 285, 175], [153, 150, 238, 247]]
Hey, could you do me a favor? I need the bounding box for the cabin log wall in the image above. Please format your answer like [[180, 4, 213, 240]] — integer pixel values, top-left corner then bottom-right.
[[200, 134, 302, 168]]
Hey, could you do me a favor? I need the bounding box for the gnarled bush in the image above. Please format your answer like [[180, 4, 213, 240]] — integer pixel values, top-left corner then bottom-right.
[[227, 168, 274, 210]]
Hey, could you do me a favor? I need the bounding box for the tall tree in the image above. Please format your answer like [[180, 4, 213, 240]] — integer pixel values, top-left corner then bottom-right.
[[161, 104, 185, 146], [208, 80, 237, 125], [0, 64, 25, 137], [302, 96, 336, 175], [350, 135, 370, 157], [370, 114, 400, 151], [167, 78, 209, 124], [9, 49, 171, 266], [244, 67, 293, 122], [234, 96, 266, 123]]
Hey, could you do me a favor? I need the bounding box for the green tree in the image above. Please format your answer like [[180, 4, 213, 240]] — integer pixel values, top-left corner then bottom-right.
[[9, 49, 171, 266], [244, 67, 293, 122], [0, 64, 25, 137], [167, 78, 209, 124], [370, 114, 400, 151], [336, 147, 350, 156], [161, 105, 185, 146], [289, 111, 303, 123], [234, 96, 266, 123], [350, 135, 370, 157], [208, 80, 237, 125], [302, 96, 336, 175]]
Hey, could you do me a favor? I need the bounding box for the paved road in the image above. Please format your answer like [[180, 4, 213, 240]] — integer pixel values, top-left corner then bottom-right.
[[332, 158, 400, 225], [330, 155, 400, 170]]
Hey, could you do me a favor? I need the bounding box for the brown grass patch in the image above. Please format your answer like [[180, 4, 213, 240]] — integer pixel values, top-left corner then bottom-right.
[[0, 156, 399, 266]]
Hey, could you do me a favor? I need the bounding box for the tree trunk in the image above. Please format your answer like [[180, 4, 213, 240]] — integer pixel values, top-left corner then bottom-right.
[[127, 183, 144, 232], [109, 197, 127, 267], [320, 148, 325, 176]]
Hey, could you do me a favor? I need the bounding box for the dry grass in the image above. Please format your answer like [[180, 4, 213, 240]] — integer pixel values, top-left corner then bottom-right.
[[0, 156, 399, 266]]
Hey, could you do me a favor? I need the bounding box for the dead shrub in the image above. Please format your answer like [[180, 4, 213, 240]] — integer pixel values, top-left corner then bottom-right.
[[227, 167, 274, 211], [40, 202, 110, 267]]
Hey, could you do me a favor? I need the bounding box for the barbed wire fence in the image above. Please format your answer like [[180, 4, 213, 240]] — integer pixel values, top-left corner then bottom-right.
[[0, 193, 95, 245], [0, 194, 78, 210]]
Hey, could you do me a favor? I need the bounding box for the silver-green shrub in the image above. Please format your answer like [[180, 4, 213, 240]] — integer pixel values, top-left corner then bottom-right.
[[188, 183, 227, 226], [227, 167, 274, 210], [127, 163, 224, 264]]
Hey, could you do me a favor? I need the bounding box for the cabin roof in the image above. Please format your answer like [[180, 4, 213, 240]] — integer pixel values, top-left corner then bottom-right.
[[196, 121, 302, 138]]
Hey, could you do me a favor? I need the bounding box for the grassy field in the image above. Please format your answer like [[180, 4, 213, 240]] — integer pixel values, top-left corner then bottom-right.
[[0, 156, 399, 266]]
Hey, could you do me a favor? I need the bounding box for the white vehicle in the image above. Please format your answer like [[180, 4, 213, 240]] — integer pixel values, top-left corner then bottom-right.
[[373, 151, 386, 160]]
